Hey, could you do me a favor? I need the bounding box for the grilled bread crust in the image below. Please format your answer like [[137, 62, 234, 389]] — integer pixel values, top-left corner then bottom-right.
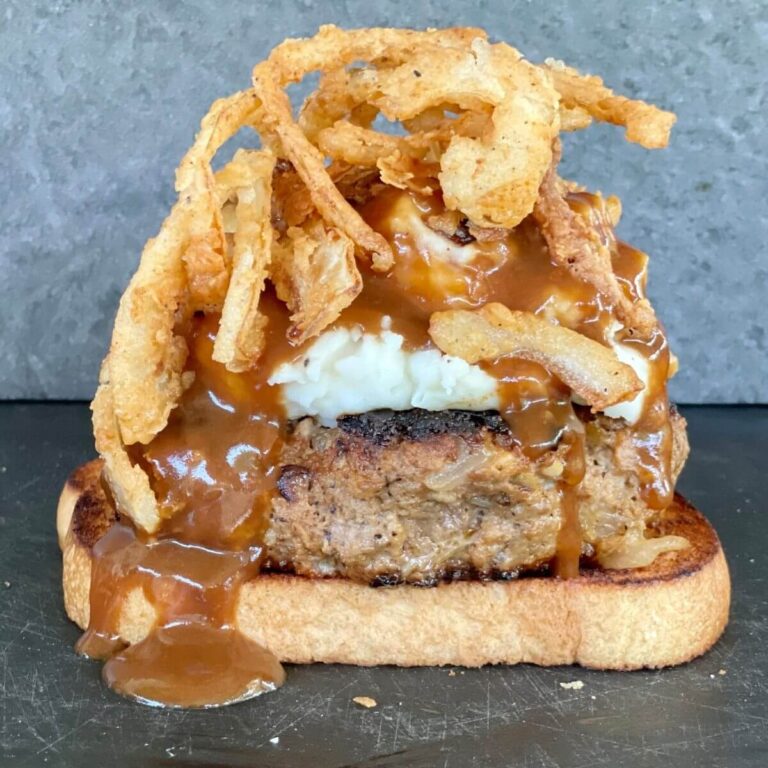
[[59, 459, 729, 670]]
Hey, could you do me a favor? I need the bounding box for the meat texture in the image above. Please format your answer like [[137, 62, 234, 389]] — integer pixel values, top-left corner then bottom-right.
[[264, 409, 688, 584]]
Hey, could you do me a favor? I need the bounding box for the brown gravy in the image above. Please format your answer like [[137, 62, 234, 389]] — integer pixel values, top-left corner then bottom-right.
[[80, 299, 297, 707], [77, 521, 284, 707], [81, 186, 675, 706]]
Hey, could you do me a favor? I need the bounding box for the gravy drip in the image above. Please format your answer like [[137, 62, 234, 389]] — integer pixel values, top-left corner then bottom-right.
[[79, 293, 298, 707], [77, 522, 284, 707], [143, 294, 297, 549], [483, 357, 587, 578], [617, 326, 674, 508], [359, 188, 610, 338], [569, 192, 674, 510]]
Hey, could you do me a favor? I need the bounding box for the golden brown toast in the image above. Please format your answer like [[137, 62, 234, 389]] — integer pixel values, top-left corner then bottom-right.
[[59, 460, 729, 670]]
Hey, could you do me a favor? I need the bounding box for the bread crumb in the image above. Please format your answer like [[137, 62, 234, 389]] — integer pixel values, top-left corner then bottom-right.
[[269, 737, 280, 745], [718, 669, 727, 676], [448, 669, 456, 676], [559, 680, 584, 690], [3, 581, 10, 589], [353, 696, 377, 708]]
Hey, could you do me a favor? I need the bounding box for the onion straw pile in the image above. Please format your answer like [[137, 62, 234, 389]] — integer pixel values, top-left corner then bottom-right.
[[92, 25, 675, 534]]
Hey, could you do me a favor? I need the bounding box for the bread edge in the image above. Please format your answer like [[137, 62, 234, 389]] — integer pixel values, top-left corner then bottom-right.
[[58, 461, 730, 670]]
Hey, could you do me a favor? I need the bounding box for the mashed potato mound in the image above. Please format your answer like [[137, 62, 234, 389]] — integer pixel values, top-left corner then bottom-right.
[[269, 320, 498, 425]]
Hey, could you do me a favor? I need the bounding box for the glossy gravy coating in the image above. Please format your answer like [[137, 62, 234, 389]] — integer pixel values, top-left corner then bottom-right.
[[78, 303, 295, 706], [81, 187, 674, 706]]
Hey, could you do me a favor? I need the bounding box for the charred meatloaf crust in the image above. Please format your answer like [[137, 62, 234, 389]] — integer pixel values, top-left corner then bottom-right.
[[264, 408, 689, 584]]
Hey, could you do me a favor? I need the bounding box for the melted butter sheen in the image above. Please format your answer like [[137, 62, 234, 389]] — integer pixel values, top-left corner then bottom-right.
[[81, 187, 676, 707]]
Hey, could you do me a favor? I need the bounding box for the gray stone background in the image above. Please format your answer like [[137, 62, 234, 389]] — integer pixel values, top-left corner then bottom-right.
[[1, 0, 766, 402]]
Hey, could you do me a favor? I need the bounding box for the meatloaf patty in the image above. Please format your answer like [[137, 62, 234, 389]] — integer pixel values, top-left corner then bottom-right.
[[263, 408, 689, 584]]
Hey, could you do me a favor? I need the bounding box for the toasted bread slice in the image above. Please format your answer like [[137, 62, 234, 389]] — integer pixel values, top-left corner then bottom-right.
[[59, 460, 729, 670]]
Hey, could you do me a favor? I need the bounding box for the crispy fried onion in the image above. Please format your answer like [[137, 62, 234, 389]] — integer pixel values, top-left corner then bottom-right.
[[533, 141, 656, 336], [92, 362, 160, 532], [108, 90, 262, 446], [316, 111, 490, 195], [298, 67, 379, 144], [544, 59, 675, 149], [429, 303, 643, 411], [211, 149, 276, 372], [354, 40, 560, 228], [253, 26, 496, 268], [270, 159, 315, 233], [271, 217, 362, 345], [99, 91, 266, 531], [291, 30, 561, 228]]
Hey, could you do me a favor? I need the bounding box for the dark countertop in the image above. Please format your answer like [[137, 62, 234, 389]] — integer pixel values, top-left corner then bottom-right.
[[1, 404, 766, 767]]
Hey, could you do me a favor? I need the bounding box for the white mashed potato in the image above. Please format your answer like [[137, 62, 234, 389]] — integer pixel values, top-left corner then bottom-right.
[[268, 321, 499, 426], [603, 325, 651, 425], [269, 318, 650, 426]]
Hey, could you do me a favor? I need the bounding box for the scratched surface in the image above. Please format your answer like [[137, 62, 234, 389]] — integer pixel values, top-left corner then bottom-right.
[[1, 404, 766, 767]]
